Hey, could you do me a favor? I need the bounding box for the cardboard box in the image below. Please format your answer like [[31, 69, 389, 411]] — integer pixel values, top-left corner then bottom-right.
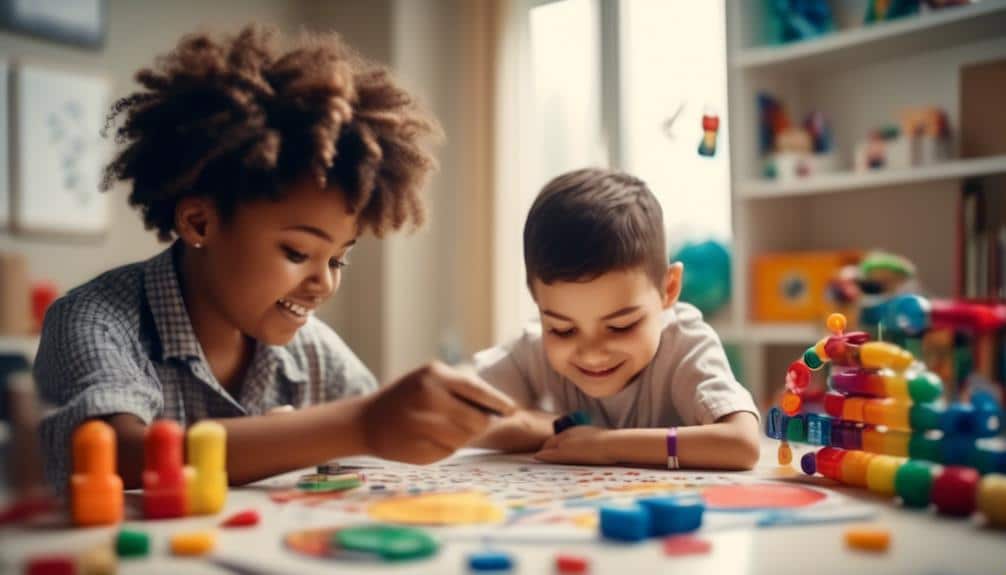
[[0, 253, 32, 335]]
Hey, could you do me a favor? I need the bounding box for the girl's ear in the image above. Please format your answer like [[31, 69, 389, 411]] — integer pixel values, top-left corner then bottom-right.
[[661, 262, 684, 309], [175, 197, 218, 249]]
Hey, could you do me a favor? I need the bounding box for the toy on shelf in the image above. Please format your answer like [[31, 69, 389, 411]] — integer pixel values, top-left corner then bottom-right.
[[758, 93, 838, 181], [71, 420, 124, 526], [765, 0, 834, 45], [754, 251, 862, 323], [853, 107, 951, 172], [766, 313, 1006, 527], [865, 0, 920, 22]]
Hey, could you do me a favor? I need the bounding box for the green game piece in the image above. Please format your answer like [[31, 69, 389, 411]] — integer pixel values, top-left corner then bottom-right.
[[859, 251, 915, 278], [803, 348, 823, 370], [907, 372, 942, 403], [335, 525, 439, 561], [909, 403, 941, 431], [115, 529, 150, 558], [785, 417, 806, 443], [296, 476, 363, 492], [894, 460, 935, 508], [908, 434, 942, 464]]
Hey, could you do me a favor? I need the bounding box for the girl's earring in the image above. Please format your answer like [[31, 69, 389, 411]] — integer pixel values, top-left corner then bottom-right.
[[193, 242, 203, 249]]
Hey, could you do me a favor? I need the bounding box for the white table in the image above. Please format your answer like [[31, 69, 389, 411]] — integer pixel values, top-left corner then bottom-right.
[[2, 441, 1004, 575]]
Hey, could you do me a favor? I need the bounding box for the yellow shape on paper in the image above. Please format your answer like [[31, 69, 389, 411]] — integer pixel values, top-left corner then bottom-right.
[[368, 491, 504, 525], [606, 483, 690, 494]]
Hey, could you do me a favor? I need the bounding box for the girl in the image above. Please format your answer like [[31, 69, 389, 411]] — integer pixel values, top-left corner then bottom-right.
[[35, 25, 513, 490]]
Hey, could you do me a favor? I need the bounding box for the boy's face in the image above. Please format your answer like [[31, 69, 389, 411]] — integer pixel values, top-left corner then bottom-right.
[[532, 264, 682, 398], [192, 177, 359, 346]]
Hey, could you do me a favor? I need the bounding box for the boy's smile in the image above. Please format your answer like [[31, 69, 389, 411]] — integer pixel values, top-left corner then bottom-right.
[[532, 265, 682, 397]]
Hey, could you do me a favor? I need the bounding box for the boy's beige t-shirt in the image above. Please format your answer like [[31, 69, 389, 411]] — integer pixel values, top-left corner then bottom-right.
[[473, 302, 759, 428]]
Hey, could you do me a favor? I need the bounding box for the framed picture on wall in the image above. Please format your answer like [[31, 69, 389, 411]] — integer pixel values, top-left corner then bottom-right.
[[11, 63, 110, 236], [0, 60, 9, 229], [0, 0, 106, 50]]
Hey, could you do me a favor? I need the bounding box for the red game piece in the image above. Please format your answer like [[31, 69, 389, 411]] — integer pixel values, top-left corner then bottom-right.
[[555, 553, 589, 574], [221, 509, 261, 528], [785, 361, 810, 391], [24, 555, 76, 575], [931, 466, 980, 516], [142, 420, 187, 519], [663, 535, 712, 556]]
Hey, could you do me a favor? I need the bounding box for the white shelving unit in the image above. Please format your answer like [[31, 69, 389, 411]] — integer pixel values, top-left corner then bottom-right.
[[722, 1, 1006, 403]]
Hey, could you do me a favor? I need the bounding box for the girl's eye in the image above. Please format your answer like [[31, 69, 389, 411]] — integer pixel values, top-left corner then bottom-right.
[[282, 246, 309, 264], [329, 257, 349, 270], [550, 327, 576, 338], [609, 319, 641, 333]]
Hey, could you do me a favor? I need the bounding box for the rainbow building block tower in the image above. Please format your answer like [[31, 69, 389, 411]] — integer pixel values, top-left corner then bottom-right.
[[765, 313, 1006, 527]]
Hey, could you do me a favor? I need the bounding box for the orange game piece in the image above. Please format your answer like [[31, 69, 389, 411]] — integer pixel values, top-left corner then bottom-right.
[[71, 421, 123, 526], [844, 527, 890, 552], [781, 392, 802, 416]]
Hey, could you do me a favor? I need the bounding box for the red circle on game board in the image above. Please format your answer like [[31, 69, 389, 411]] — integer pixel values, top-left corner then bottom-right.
[[702, 484, 826, 509]]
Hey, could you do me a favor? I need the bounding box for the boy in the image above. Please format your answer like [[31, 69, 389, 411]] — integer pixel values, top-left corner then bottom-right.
[[474, 168, 760, 470]]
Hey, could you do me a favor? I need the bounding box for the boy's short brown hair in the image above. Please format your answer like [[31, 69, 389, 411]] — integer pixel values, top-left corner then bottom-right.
[[523, 168, 667, 292]]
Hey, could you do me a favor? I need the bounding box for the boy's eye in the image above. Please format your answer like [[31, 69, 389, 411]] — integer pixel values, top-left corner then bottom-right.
[[282, 246, 309, 263], [550, 327, 576, 338], [609, 319, 641, 333]]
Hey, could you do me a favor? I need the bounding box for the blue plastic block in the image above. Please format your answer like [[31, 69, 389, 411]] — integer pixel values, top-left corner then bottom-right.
[[468, 550, 513, 571], [805, 413, 831, 446], [940, 435, 972, 466], [766, 408, 784, 440], [940, 403, 975, 436], [553, 410, 591, 434], [599, 504, 651, 542], [637, 494, 704, 536]]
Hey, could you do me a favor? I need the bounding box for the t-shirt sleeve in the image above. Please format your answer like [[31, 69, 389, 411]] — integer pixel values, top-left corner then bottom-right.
[[472, 326, 543, 408], [668, 306, 759, 425], [33, 296, 164, 490]]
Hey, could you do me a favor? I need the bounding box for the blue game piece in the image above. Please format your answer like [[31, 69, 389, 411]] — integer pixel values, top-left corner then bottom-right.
[[553, 410, 591, 434], [940, 435, 972, 466], [599, 504, 650, 542], [940, 403, 975, 436], [766, 408, 784, 440], [637, 494, 704, 536], [805, 413, 832, 446], [468, 550, 513, 571], [801, 452, 817, 475]]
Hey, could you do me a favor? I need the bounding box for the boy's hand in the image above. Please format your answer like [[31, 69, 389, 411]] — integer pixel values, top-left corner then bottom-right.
[[534, 426, 617, 465], [471, 409, 556, 452], [359, 361, 516, 465]]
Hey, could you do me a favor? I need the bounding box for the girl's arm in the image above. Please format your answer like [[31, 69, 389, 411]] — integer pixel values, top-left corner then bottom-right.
[[107, 361, 516, 487], [534, 411, 761, 471], [470, 409, 557, 453]]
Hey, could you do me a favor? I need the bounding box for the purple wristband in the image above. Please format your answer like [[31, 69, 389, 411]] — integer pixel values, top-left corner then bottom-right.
[[666, 427, 679, 470]]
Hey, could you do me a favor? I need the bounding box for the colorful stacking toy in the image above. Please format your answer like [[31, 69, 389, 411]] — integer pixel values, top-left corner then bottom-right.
[[766, 313, 1006, 528]]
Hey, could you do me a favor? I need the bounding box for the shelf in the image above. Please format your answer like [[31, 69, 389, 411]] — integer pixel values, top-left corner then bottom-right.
[[714, 322, 820, 345], [0, 335, 40, 360], [733, 1, 1006, 71], [738, 155, 1006, 200]]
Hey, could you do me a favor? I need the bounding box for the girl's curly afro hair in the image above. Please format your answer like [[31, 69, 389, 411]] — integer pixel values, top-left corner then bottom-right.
[[102, 24, 442, 241]]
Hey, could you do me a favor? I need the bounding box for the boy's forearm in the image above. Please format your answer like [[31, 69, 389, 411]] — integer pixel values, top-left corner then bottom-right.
[[603, 412, 761, 470], [107, 396, 370, 488], [471, 409, 554, 452]]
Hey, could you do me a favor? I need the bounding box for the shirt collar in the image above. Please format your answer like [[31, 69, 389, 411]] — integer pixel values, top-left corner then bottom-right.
[[143, 242, 204, 361]]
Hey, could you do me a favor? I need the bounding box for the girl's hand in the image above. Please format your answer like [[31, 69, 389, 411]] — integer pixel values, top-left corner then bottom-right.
[[358, 361, 516, 464], [534, 425, 616, 465]]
